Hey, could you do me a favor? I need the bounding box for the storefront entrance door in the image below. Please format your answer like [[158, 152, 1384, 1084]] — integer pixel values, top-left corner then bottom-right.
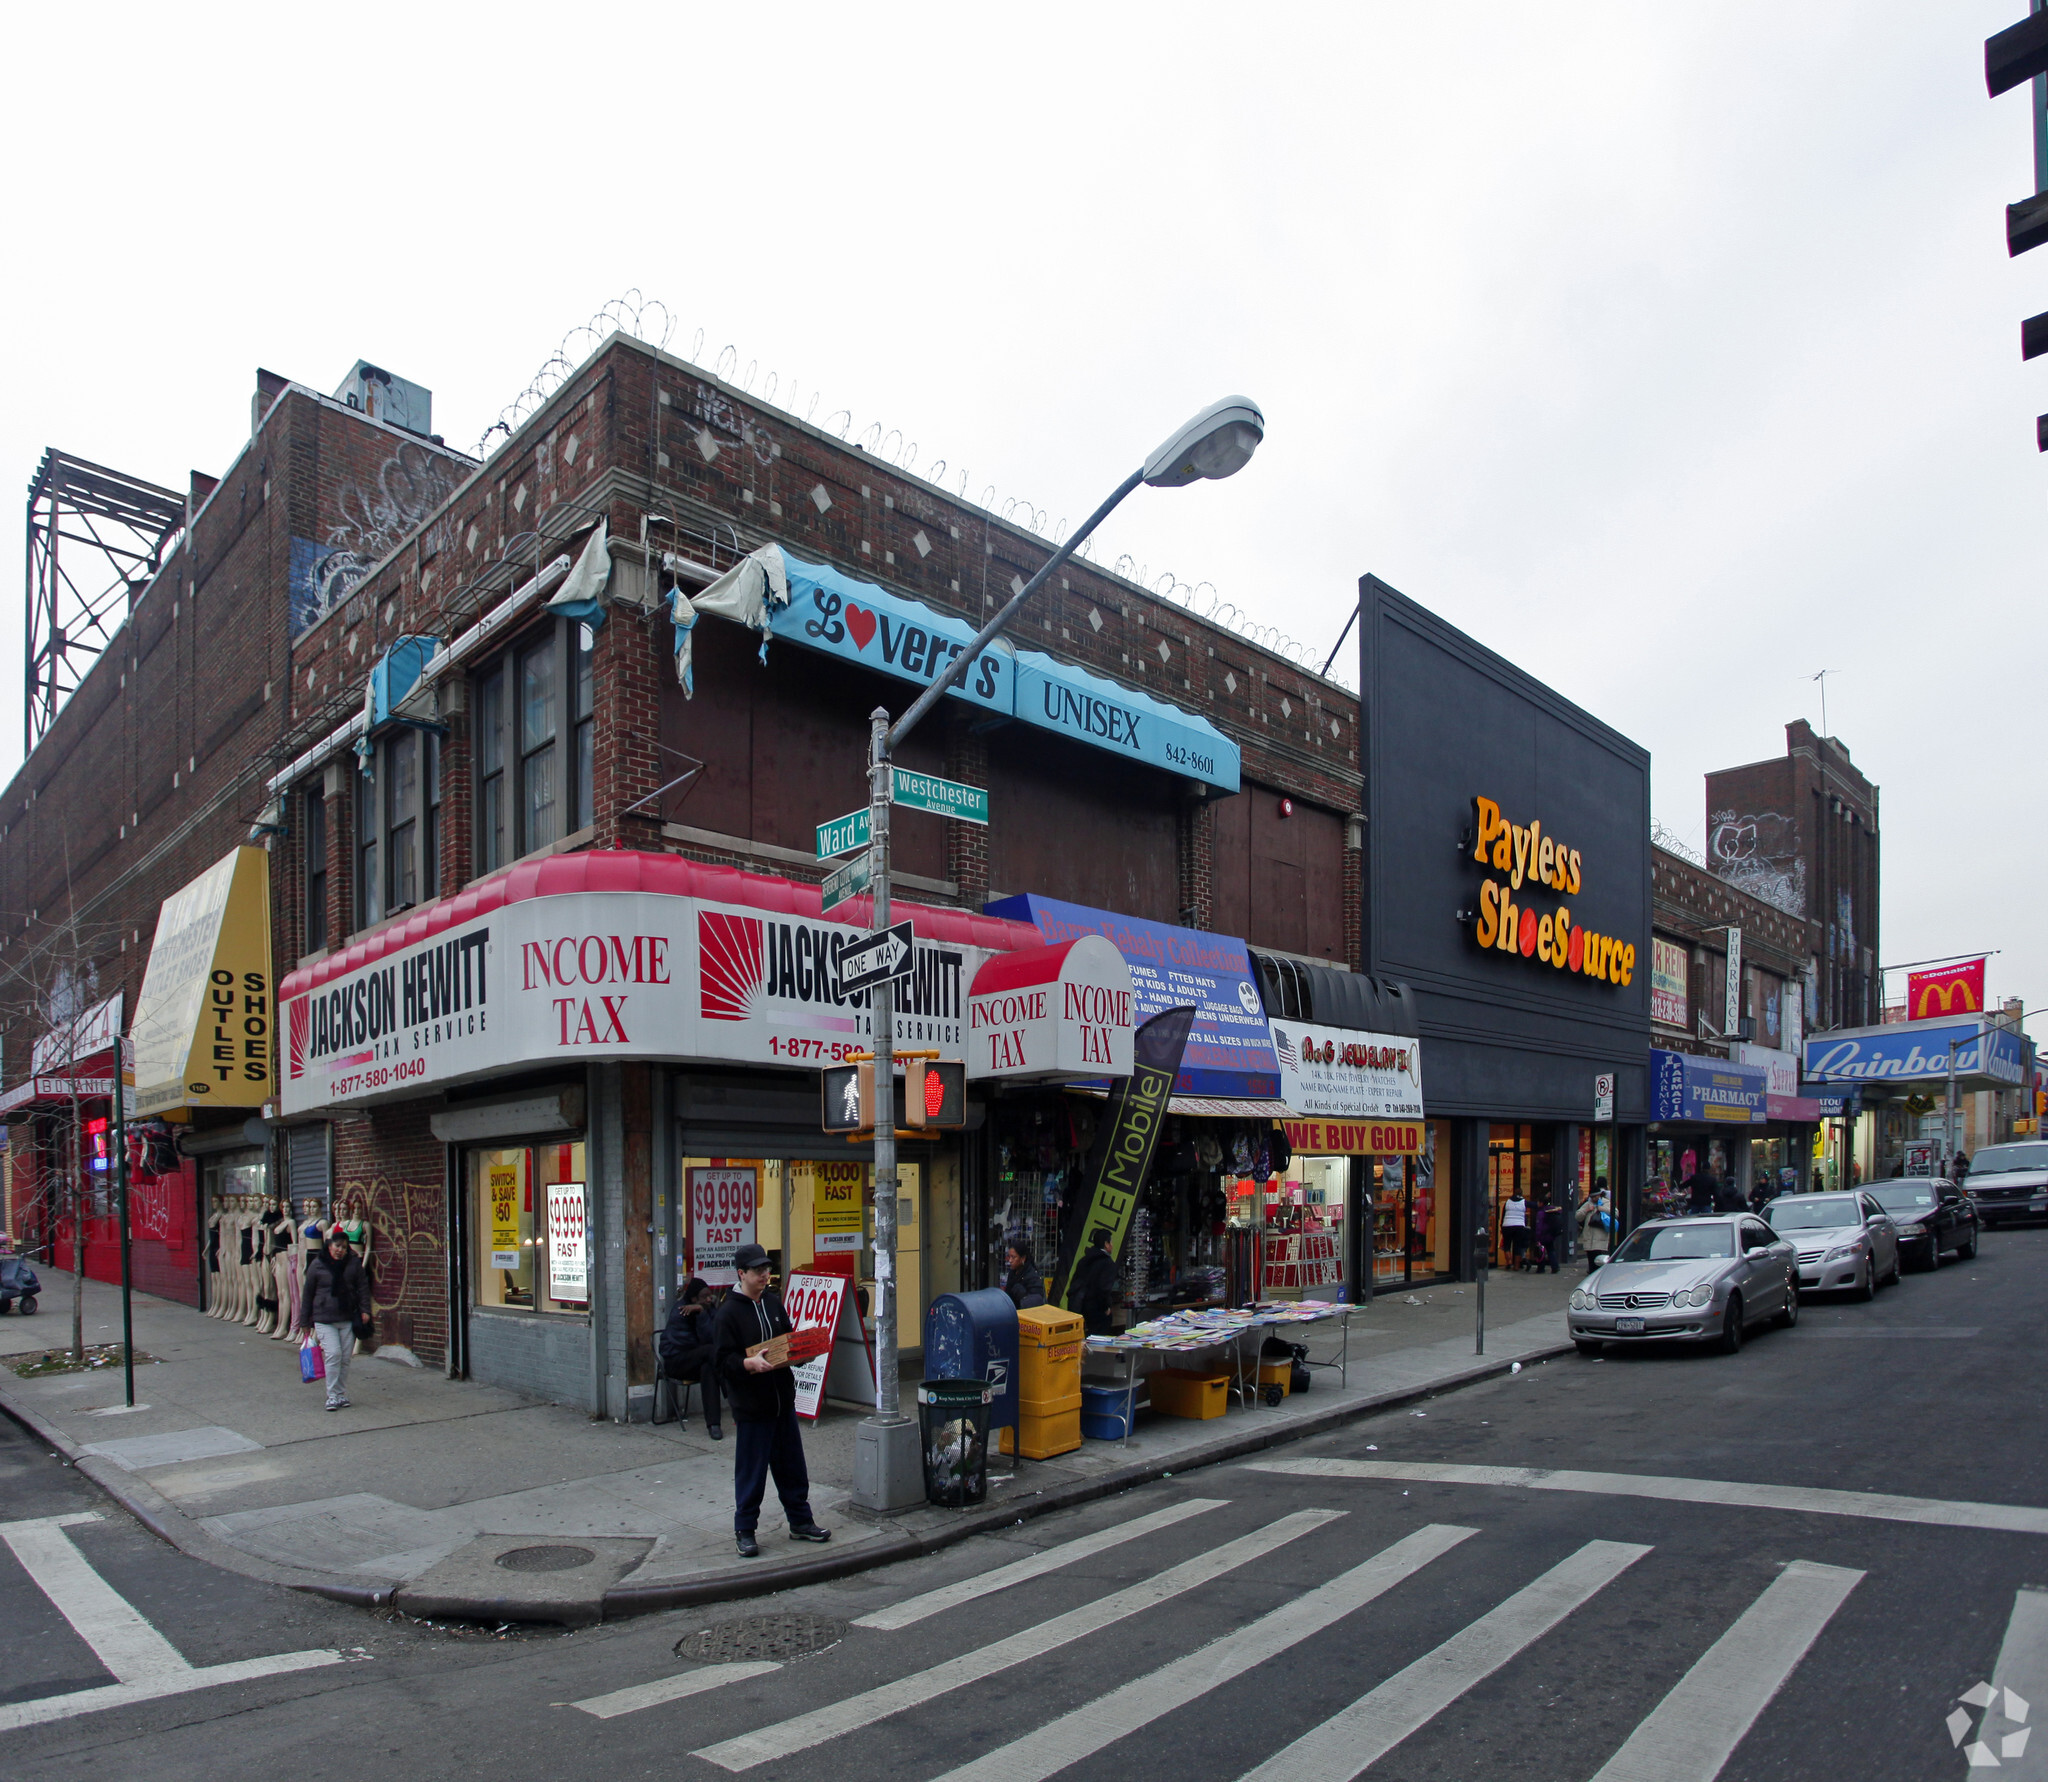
[[1486, 1123, 1557, 1269]]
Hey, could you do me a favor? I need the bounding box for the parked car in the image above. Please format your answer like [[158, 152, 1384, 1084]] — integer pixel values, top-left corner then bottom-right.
[[1568, 1215, 1797, 1356], [1763, 1191, 1900, 1298], [1955, 1141, 2048, 1227], [1867, 1179, 1978, 1269], [0, 1255, 40, 1315]]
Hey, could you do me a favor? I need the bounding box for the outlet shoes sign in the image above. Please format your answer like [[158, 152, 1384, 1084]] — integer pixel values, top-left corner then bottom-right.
[[1466, 795, 1636, 988], [770, 553, 1240, 792]]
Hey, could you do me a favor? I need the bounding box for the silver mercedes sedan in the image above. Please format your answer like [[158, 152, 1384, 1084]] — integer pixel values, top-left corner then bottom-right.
[[1568, 1215, 1798, 1356]]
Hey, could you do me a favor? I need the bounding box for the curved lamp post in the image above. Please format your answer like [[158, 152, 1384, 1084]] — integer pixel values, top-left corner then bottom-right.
[[853, 395, 1265, 1511]]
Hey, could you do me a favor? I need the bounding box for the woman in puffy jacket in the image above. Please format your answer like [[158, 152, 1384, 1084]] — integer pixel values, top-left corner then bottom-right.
[[1576, 1180, 1614, 1273]]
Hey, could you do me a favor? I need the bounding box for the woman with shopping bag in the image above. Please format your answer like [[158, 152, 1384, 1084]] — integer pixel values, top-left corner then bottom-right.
[[1576, 1178, 1614, 1274], [298, 1226, 369, 1412]]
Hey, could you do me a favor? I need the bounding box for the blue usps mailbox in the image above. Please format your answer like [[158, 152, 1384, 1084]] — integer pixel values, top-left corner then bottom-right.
[[923, 1289, 1019, 1438]]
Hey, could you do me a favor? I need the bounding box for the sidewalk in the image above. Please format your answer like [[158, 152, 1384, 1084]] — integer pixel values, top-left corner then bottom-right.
[[0, 1267, 1578, 1624]]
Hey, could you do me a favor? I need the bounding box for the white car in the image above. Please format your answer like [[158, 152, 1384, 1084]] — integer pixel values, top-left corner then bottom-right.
[[1568, 1215, 1798, 1356]]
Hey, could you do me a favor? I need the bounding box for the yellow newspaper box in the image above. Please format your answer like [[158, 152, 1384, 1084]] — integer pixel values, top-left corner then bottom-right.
[[1001, 1303, 1084, 1458]]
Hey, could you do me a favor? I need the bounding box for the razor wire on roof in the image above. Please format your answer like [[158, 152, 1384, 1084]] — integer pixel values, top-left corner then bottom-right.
[[480, 291, 1337, 680]]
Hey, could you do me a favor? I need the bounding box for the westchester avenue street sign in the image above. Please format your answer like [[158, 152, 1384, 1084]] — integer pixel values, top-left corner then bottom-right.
[[816, 769, 989, 863]]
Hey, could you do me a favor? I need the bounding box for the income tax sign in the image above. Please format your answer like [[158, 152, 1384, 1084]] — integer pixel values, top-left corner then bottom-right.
[[687, 1165, 757, 1284], [966, 935, 1134, 1081]]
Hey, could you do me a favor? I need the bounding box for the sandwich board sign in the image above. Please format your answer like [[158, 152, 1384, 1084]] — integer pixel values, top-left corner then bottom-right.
[[782, 1270, 878, 1420]]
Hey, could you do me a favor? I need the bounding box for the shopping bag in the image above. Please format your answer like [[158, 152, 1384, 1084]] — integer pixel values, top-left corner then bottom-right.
[[300, 1342, 326, 1384]]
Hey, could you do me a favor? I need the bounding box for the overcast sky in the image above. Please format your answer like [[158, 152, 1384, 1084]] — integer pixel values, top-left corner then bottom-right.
[[1, 4, 2037, 1022]]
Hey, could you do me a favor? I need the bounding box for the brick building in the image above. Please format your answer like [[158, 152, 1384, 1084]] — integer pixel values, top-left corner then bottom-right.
[[0, 369, 470, 1303], [3, 333, 1372, 1405], [1704, 720, 1881, 1035]]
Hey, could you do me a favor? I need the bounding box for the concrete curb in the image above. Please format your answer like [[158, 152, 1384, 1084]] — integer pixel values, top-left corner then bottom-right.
[[599, 1341, 1577, 1621], [0, 1339, 1574, 1625], [0, 1374, 397, 1611]]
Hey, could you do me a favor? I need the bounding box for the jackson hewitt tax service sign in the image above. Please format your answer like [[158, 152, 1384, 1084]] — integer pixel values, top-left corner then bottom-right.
[[280, 889, 1000, 1114], [131, 847, 275, 1117]]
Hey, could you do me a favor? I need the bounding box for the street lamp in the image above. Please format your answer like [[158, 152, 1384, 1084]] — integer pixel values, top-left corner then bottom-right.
[[850, 395, 1265, 1513]]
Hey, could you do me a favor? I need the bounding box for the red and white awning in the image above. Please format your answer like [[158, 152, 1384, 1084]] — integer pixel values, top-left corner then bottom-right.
[[277, 850, 1040, 1115], [966, 936, 1134, 1081]]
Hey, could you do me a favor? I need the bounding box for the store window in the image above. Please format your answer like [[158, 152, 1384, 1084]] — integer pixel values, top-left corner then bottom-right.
[[519, 633, 559, 854], [471, 1141, 588, 1314]]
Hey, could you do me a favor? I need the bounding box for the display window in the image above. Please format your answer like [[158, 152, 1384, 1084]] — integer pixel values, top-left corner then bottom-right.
[[471, 1140, 588, 1313]]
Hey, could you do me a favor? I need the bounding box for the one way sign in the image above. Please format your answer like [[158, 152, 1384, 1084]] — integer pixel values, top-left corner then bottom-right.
[[839, 920, 916, 995]]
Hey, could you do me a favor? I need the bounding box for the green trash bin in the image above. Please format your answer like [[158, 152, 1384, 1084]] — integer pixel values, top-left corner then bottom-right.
[[918, 1379, 994, 1508]]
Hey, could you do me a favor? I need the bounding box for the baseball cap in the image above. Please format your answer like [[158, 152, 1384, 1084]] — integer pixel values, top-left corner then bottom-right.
[[732, 1243, 771, 1272]]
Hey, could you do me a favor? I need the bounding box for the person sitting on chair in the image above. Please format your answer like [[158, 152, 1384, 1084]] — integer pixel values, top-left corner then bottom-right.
[[658, 1275, 724, 1440]]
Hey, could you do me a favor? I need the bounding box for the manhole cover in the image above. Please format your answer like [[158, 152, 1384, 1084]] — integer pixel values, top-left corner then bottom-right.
[[495, 1544, 598, 1574], [674, 1611, 847, 1663]]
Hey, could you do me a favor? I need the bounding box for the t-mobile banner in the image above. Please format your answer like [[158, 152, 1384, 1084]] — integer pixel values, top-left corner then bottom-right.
[[1050, 1005, 1196, 1313]]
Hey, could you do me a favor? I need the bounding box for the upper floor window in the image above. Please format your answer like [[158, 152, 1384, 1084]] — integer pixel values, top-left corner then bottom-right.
[[472, 617, 594, 876], [304, 787, 327, 953], [355, 729, 441, 933]]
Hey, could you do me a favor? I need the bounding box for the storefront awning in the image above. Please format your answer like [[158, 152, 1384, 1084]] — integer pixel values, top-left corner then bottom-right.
[[278, 850, 1040, 1116], [984, 895, 1282, 1101], [1650, 1049, 1766, 1125], [1803, 1016, 2028, 1094], [0, 1073, 115, 1117], [967, 937, 1134, 1081], [764, 552, 1241, 793]]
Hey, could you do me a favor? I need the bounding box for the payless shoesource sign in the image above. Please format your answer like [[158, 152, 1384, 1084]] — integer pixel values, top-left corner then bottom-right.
[[131, 847, 275, 1117], [1466, 796, 1635, 988]]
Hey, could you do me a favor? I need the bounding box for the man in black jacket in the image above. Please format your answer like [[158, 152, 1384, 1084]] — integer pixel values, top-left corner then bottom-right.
[[712, 1244, 831, 1558], [1070, 1228, 1122, 1335], [298, 1226, 369, 1412], [658, 1277, 723, 1439]]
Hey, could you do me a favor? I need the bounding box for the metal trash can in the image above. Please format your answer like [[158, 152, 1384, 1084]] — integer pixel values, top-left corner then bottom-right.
[[917, 1379, 994, 1508]]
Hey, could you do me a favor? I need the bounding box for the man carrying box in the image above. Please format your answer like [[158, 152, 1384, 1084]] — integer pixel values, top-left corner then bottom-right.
[[712, 1242, 833, 1559]]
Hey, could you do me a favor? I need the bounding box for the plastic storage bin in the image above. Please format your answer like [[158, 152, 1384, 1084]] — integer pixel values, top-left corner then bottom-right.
[[1080, 1381, 1141, 1440], [1147, 1368, 1231, 1420], [918, 1379, 994, 1507]]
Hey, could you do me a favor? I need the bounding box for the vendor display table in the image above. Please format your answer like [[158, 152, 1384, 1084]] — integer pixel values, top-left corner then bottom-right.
[[1080, 1301, 1357, 1446]]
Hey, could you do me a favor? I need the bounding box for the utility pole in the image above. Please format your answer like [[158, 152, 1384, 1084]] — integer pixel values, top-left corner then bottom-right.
[[847, 397, 1266, 1512]]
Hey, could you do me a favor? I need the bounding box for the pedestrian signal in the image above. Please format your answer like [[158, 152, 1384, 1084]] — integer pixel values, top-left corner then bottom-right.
[[904, 1059, 966, 1129]]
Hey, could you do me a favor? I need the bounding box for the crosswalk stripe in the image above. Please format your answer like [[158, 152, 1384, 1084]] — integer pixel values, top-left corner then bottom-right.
[[1247, 1457, 2048, 1536], [0, 1513, 191, 1684], [1586, 1560, 1862, 1782], [0, 1649, 349, 1733], [927, 1523, 1479, 1782], [571, 1661, 782, 1720], [1983, 1585, 2048, 1779], [1238, 1539, 1653, 1782], [694, 1506, 1346, 1771], [853, 1497, 1229, 1631]]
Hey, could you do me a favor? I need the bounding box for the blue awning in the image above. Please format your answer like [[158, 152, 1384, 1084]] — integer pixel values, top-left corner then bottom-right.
[[986, 894, 1280, 1099], [768, 554, 1240, 792], [1650, 1049, 1766, 1126]]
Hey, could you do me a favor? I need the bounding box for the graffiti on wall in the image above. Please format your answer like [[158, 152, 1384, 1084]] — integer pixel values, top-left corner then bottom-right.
[[335, 1172, 444, 1354], [290, 439, 462, 638], [1707, 808, 1805, 918]]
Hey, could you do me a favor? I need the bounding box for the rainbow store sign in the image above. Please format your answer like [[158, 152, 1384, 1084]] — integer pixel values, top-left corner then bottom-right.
[[1466, 795, 1635, 988]]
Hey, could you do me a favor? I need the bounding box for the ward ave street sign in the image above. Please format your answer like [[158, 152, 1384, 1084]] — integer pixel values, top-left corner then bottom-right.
[[816, 808, 872, 859]]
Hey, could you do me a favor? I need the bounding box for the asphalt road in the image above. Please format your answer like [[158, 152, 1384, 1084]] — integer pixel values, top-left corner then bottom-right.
[[7, 1227, 2046, 1781]]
